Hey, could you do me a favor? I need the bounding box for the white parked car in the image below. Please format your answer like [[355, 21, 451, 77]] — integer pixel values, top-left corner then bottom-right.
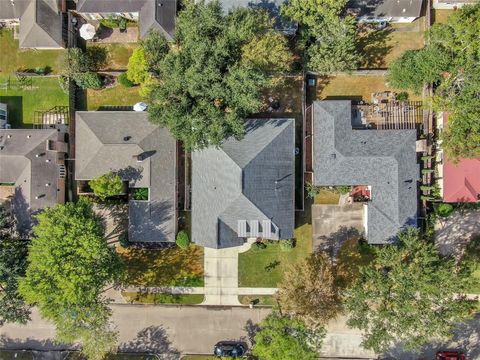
[[0, 103, 10, 129]]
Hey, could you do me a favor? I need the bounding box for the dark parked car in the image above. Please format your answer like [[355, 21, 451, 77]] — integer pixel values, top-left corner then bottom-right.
[[214, 341, 246, 358], [436, 351, 466, 360]]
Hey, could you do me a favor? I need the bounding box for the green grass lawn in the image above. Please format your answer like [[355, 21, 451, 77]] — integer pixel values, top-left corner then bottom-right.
[[238, 201, 313, 287], [86, 84, 143, 110], [433, 9, 456, 24], [117, 244, 204, 287], [314, 189, 340, 205], [88, 43, 137, 70], [0, 29, 65, 74], [316, 75, 422, 102], [469, 268, 480, 294], [122, 292, 204, 305], [0, 75, 69, 127]]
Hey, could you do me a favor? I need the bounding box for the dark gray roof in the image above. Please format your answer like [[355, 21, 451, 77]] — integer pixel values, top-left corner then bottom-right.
[[76, 0, 176, 40], [212, 0, 297, 34], [350, 0, 423, 19], [192, 119, 295, 249], [312, 101, 419, 244], [18, 0, 63, 48], [75, 111, 177, 243], [0, 129, 64, 234]]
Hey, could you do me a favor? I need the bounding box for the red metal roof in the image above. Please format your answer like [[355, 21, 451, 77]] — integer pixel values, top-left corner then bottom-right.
[[442, 114, 480, 202]]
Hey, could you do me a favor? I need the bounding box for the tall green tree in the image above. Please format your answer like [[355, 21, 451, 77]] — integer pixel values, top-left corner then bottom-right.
[[127, 47, 149, 85], [0, 237, 30, 325], [252, 312, 324, 360], [387, 3, 480, 160], [89, 172, 124, 200], [19, 199, 123, 360], [281, 0, 361, 74], [141, 29, 170, 75], [345, 228, 473, 353], [147, 1, 272, 150]]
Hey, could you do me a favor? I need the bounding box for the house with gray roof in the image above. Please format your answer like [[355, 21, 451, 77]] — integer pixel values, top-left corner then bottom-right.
[[0, 0, 64, 49], [311, 101, 419, 244], [0, 129, 67, 234], [75, 111, 177, 242], [191, 119, 295, 249], [75, 0, 176, 40], [349, 0, 424, 23]]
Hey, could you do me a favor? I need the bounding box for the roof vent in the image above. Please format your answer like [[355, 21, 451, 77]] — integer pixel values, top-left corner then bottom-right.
[[123, 136, 131, 141], [27, 135, 31, 138], [330, 153, 336, 159], [7, 135, 12, 139]]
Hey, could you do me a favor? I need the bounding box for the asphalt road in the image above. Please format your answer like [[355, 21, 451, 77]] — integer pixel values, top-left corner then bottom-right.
[[0, 305, 376, 358]]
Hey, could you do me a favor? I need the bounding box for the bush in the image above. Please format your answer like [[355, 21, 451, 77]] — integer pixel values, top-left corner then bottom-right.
[[89, 172, 123, 200], [176, 230, 190, 249], [397, 92, 409, 101], [335, 186, 352, 195], [74, 72, 103, 89], [436, 203, 455, 217], [100, 16, 121, 29], [280, 238, 295, 252], [119, 17, 127, 30], [252, 241, 267, 251], [118, 72, 135, 88], [305, 182, 320, 199], [132, 188, 149, 200], [119, 232, 129, 248]]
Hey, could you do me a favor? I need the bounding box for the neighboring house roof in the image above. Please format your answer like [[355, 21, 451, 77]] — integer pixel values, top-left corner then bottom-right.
[[76, 0, 176, 40], [0, 0, 29, 20], [349, 0, 424, 19], [212, 0, 297, 34], [0, 129, 66, 234], [18, 0, 63, 48], [312, 101, 419, 244], [75, 111, 177, 242], [192, 119, 295, 249], [443, 158, 480, 202]]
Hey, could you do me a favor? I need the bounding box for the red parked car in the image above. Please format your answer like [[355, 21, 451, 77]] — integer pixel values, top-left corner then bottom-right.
[[436, 351, 466, 360]]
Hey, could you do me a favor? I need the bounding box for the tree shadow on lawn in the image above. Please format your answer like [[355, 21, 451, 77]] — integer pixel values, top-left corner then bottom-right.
[[357, 27, 394, 69], [117, 244, 204, 287]]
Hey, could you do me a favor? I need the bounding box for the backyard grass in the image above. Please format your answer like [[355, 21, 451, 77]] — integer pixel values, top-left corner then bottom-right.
[[86, 84, 143, 110], [315, 75, 422, 103], [89, 43, 138, 70], [469, 268, 480, 294], [358, 19, 425, 69], [117, 244, 204, 287], [0, 29, 65, 74], [238, 200, 313, 287], [0, 75, 68, 127], [238, 295, 277, 306], [122, 292, 204, 305], [433, 9, 456, 24], [314, 189, 340, 205], [261, 76, 303, 113]]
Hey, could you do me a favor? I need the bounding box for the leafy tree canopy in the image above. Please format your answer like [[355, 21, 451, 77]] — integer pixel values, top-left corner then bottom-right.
[[141, 29, 170, 75], [19, 199, 122, 360], [63, 47, 107, 89], [277, 253, 341, 327], [387, 3, 480, 160], [127, 47, 149, 85], [345, 227, 474, 353], [281, 0, 361, 74], [147, 1, 277, 150], [89, 172, 124, 200], [252, 312, 324, 360]]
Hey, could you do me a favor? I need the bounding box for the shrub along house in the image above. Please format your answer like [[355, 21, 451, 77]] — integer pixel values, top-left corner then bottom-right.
[[74, 0, 177, 40], [74, 111, 177, 242], [308, 101, 420, 244], [191, 118, 295, 249], [0, 0, 65, 49], [0, 129, 67, 235]]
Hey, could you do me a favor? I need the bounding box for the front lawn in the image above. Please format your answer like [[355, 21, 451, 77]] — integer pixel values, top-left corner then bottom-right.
[[122, 292, 204, 305], [0, 29, 64, 74], [0, 75, 69, 127], [85, 84, 143, 110], [117, 244, 204, 287], [315, 74, 422, 102], [238, 201, 313, 287]]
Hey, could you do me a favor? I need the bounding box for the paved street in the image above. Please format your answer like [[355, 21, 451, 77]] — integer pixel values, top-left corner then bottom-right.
[[0, 305, 376, 359]]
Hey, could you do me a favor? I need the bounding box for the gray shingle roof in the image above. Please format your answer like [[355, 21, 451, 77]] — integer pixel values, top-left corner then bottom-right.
[[0, 0, 29, 20], [312, 101, 419, 244], [75, 111, 177, 243], [76, 0, 176, 40], [0, 129, 64, 234], [192, 118, 295, 249], [350, 0, 423, 19]]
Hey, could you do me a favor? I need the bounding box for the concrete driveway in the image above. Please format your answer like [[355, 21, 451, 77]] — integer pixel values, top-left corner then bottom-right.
[[435, 208, 480, 260], [312, 204, 364, 255]]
